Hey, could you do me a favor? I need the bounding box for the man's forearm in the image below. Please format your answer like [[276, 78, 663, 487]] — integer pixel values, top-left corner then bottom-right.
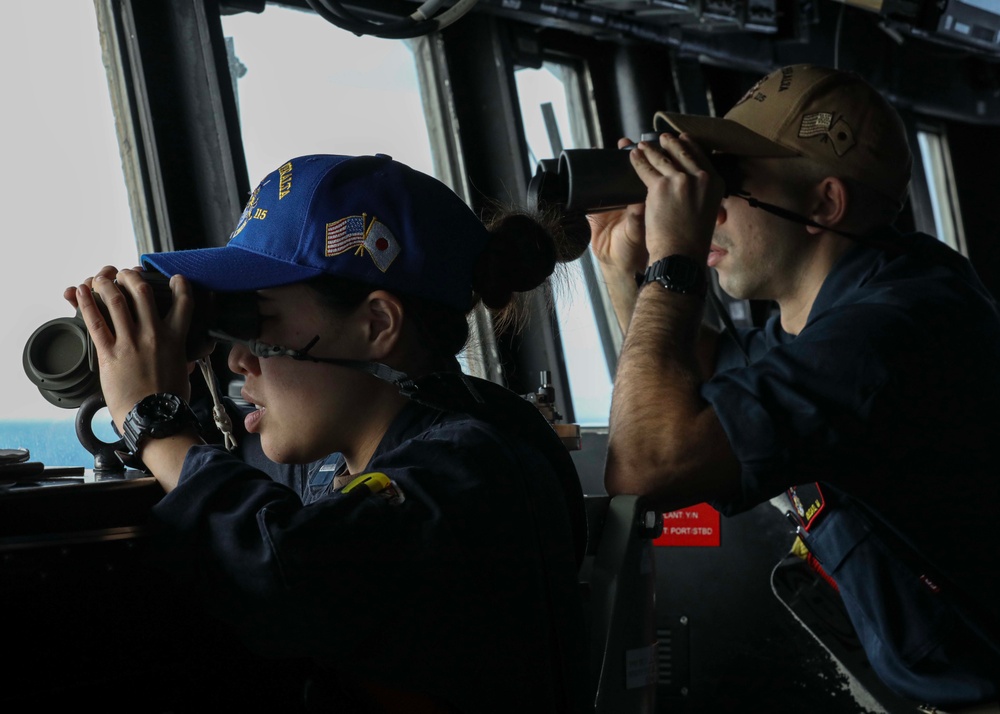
[[606, 285, 738, 511]]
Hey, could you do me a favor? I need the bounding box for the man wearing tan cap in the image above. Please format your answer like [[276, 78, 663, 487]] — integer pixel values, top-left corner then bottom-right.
[[590, 64, 1000, 707]]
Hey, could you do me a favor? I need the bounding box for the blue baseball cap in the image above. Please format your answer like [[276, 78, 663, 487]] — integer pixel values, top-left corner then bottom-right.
[[141, 154, 491, 311]]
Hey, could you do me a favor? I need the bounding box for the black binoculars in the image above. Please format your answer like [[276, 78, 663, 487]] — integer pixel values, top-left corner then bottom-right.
[[526, 131, 741, 216], [22, 272, 259, 408]]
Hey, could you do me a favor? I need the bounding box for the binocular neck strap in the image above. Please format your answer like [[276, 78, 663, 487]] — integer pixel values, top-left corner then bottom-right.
[[197, 357, 238, 452], [211, 330, 413, 389], [211, 331, 493, 417], [730, 192, 862, 240], [730, 191, 909, 257]]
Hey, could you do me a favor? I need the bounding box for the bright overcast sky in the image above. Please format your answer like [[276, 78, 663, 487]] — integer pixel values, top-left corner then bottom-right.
[[1, 3, 137, 422]]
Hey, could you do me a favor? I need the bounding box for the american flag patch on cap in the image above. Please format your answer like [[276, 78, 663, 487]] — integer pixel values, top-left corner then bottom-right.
[[325, 215, 366, 256]]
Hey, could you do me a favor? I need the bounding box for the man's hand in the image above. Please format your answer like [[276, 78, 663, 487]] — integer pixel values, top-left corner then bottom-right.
[[628, 133, 726, 263], [587, 204, 648, 277], [587, 137, 650, 333], [587, 138, 650, 276]]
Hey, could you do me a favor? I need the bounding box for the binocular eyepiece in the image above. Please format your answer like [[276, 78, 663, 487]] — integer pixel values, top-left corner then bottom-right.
[[22, 272, 259, 408], [526, 131, 741, 216]]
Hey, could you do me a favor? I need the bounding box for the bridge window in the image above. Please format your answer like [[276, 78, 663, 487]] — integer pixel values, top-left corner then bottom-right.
[[515, 61, 616, 427], [2, 3, 136, 466], [916, 128, 967, 255], [221, 5, 436, 190]]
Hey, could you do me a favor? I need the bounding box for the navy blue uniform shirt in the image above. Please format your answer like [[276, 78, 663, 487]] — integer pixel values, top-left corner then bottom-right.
[[702, 228, 1000, 704], [150, 377, 588, 713]]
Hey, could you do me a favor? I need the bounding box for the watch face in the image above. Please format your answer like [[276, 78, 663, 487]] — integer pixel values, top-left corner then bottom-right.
[[665, 256, 701, 290], [122, 392, 195, 459], [139, 393, 181, 421]]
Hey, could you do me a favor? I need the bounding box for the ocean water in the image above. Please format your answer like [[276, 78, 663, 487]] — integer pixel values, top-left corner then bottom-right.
[[1, 419, 120, 468]]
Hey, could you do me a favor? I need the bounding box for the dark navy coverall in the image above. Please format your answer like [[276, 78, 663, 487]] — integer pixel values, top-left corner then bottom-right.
[[150, 376, 589, 714], [704, 228, 1000, 705]]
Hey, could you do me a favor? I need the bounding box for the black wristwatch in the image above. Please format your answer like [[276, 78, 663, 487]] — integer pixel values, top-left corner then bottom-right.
[[119, 392, 199, 470], [641, 255, 707, 297]]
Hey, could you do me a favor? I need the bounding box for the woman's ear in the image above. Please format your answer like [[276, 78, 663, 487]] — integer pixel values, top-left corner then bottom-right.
[[361, 290, 404, 360], [805, 176, 849, 235]]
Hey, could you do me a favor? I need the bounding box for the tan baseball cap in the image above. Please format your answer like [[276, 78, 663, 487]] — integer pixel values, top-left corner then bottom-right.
[[656, 64, 912, 207]]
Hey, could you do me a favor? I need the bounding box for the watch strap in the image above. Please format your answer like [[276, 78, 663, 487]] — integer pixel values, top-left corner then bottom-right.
[[642, 255, 707, 296], [120, 393, 199, 470]]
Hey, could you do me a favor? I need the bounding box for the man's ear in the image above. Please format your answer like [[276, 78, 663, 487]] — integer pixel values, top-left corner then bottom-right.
[[361, 290, 404, 360], [805, 176, 849, 236]]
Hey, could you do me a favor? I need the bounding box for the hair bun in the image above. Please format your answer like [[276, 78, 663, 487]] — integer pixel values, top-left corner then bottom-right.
[[474, 213, 557, 309], [557, 215, 592, 263]]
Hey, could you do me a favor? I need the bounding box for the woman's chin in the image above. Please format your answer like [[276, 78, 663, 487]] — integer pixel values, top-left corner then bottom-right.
[[261, 440, 295, 465], [262, 440, 325, 466]]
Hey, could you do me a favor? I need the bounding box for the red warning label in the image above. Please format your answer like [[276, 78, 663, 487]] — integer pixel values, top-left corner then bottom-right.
[[654, 503, 720, 547]]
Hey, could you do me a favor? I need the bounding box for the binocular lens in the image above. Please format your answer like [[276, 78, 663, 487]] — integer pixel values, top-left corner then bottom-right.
[[28, 320, 87, 375], [22, 316, 99, 408], [528, 148, 647, 215]]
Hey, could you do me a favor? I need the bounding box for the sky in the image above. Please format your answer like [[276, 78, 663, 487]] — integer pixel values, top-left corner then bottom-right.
[[1, 3, 138, 422]]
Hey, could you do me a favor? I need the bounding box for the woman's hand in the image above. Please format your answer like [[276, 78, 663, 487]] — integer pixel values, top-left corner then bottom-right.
[[69, 266, 194, 430], [62, 264, 121, 309]]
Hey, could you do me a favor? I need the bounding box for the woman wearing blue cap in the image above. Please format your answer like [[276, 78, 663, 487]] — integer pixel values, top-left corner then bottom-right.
[[66, 154, 589, 713]]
